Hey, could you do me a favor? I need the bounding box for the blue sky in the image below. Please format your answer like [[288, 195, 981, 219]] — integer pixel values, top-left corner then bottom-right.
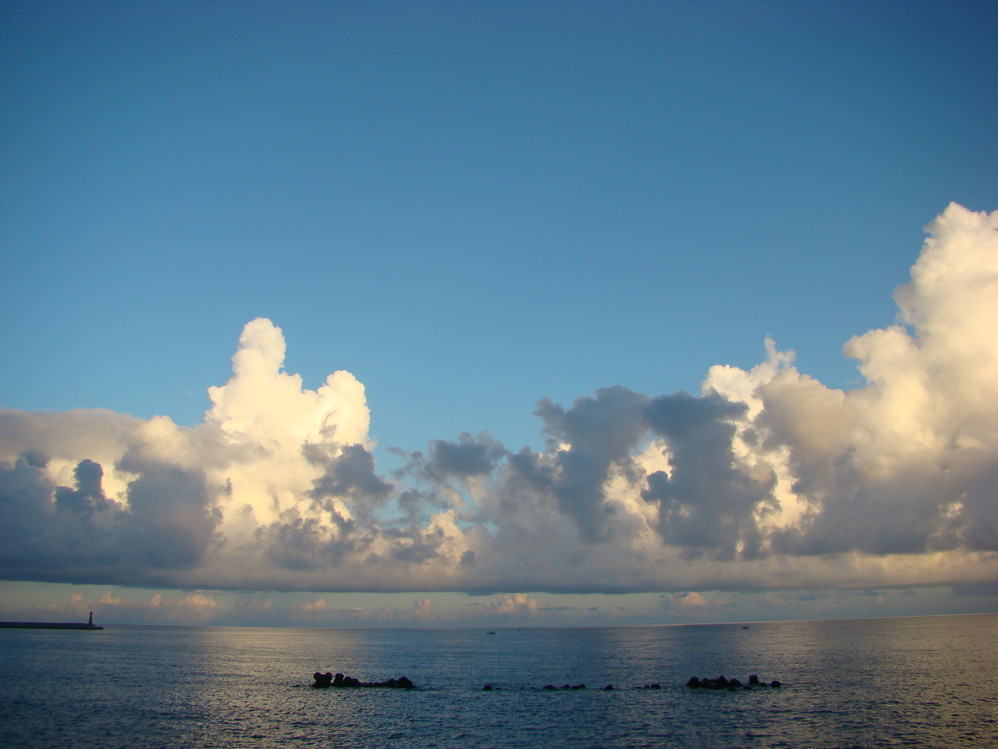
[[1, 1, 996, 627]]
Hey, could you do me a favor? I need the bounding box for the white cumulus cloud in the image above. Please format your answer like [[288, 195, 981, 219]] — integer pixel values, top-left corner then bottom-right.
[[1, 204, 996, 599]]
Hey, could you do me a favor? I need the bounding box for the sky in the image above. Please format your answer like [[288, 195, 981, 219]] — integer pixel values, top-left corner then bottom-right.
[[1, 0, 996, 628]]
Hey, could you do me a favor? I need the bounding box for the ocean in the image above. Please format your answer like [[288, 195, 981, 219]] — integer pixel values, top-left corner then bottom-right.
[[1, 614, 995, 748]]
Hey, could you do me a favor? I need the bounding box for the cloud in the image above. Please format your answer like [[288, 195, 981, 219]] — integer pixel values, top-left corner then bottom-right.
[[643, 392, 777, 560], [424, 432, 507, 481], [666, 591, 710, 608], [534, 386, 651, 542], [83, 589, 222, 622], [745, 203, 998, 557], [291, 598, 328, 618], [413, 598, 433, 620], [1, 205, 997, 598], [484, 593, 539, 616]]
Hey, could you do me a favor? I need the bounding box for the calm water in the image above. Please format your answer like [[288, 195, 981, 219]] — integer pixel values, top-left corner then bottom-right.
[[1, 614, 995, 748]]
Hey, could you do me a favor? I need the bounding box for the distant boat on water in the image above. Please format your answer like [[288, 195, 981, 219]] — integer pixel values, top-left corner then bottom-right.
[[741, 625, 751, 629], [0, 611, 103, 631]]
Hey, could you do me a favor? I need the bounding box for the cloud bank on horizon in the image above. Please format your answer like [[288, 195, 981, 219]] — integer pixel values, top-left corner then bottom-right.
[[2, 204, 996, 597]]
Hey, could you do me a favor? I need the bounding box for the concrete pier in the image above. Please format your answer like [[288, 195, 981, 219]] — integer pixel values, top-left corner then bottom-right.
[[0, 621, 104, 630], [0, 611, 103, 630]]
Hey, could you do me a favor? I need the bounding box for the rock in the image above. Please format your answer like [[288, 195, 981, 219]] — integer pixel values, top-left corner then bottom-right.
[[312, 672, 334, 688], [700, 675, 729, 690], [312, 672, 414, 689], [603, 684, 614, 691], [380, 677, 413, 689], [685, 673, 783, 691]]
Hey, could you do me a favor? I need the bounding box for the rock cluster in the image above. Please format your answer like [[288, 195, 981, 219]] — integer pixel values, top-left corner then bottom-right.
[[312, 672, 414, 689], [686, 674, 781, 690], [473, 674, 783, 692]]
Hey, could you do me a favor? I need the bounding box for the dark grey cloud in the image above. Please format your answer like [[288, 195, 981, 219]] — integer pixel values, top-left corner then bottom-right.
[[0, 445, 221, 585], [534, 386, 650, 542], [642, 392, 776, 560], [307, 443, 393, 524], [257, 512, 362, 572], [425, 432, 506, 480], [54, 459, 109, 515], [117, 458, 220, 570], [253, 444, 398, 574], [385, 525, 448, 564], [398, 488, 429, 528], [953, 451, 998, 552], [0, 456, 130, 581]]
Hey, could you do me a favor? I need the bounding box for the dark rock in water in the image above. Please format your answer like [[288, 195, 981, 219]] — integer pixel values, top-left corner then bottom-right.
[[312, 672, 334, 688], [685, 673, 783, 691], [603, 684, 614, 691], [698, 675, 729, 690], [482, 684, 493, 691], [312, 671, 414, 689], [380, 677, 414, 689], [543, 684, 557, 691]]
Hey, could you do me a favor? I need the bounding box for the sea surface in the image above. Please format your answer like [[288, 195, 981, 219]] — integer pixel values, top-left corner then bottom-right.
[[1, 614, 995, 748]]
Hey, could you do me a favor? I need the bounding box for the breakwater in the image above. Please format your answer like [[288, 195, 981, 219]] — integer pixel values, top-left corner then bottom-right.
[[0, 621, 104, 630], [0, 612, 102, 630]]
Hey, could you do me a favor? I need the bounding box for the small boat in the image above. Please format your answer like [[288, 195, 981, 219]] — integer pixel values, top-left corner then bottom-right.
[[741, 625, 750, 630]]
